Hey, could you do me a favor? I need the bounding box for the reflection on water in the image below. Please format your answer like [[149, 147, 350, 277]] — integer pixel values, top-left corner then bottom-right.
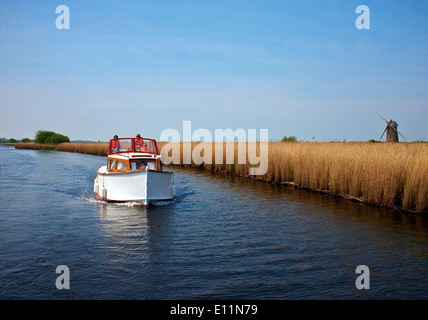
[[98, 203, 149, 245], [1, 145, 428, 299], [190, 166, 428, 236]]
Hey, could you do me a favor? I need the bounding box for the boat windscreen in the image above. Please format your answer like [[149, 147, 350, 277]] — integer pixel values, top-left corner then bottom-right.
[[110, 138, 132, 153], [135, 139, 157, 153], [109, 138, 158, 154]]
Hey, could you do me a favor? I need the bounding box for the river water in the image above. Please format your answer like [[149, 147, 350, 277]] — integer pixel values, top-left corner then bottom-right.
[[0, 145, 427, 300]]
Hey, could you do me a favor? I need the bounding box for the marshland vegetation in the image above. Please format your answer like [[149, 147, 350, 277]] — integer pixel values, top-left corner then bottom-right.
[[12, 140, 428, 213]]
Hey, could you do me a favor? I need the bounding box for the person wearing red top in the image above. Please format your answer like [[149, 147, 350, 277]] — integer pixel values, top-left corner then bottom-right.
[[111, 135, 120, 153], [135, 133, 144, 151]]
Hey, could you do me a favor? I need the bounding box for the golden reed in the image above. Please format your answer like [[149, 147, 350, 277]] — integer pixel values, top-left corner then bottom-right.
[[14, 142, 109, 155], [57, 142, 109, 156], [13, 142, 58, 150], [14, 141, 428, 213]]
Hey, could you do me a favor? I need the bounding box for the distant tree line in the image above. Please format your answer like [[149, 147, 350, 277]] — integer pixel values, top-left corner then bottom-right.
[[1, 130, 70, 144], [0, 137, 32, 143]]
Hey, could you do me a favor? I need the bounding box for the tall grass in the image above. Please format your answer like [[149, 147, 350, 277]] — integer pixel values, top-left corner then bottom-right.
[[15, 142, 109, 155], [14, 141, 428, 212], [57, 142, 109, 156], [158, 141, 428, 213], [14, 142, 58, 150]]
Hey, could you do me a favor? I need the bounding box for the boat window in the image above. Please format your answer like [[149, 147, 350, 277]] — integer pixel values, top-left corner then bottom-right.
[[109, 160, 116, 170], [135, 139, 156, 153], [137, 161, 143, 169], [110, 138, 132, 154], [117, 161, 126, 170], [147, 161, 155, 170], [119, 139, 132, 152], [109, 137, 158, 154]]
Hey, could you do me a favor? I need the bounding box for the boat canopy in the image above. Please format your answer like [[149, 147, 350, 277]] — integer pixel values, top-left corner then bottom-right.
[[108, 137, 159, 155]]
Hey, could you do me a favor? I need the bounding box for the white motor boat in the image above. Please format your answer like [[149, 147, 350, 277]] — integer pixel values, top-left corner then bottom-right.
[[94, 136, 175, 206]]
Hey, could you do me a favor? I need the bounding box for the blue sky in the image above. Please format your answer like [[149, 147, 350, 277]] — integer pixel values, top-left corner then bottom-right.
[[0, 0, 427, 142]]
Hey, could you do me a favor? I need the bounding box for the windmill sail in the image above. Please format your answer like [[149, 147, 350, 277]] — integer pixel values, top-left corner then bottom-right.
[[380, 127, 388, 140]]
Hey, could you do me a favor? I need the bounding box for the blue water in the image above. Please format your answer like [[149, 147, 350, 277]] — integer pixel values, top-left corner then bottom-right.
[[0, 145, 427, 299]]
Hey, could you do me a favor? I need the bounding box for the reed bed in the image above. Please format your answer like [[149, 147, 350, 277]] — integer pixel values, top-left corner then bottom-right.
[[13, 141, 428, 213], [158, 141, 428, 213], [15, 142, 109, 155], [14, 142, 58, 150], [57, 142, 109, 156]]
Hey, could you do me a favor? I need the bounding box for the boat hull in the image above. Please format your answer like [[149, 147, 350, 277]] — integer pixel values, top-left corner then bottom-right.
[[94, 166, 175, 205]]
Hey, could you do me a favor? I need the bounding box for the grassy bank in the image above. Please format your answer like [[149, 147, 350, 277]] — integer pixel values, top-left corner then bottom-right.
[[57, 142, 109, 156], [13, 141, 428, 213], [14, 142, 109, 154], [268, 142, 428, 213], [157, 141, 428, 213], [13, 142, 58, 150]]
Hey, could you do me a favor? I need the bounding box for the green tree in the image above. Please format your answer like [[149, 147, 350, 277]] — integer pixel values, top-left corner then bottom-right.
[[45, 133, 70, 144], [281, 136, 297, 142], [6, 138, 17, 143], [35, 130, 70, 144], [35, 130, 55, 144], [21, 138, 31, 142]]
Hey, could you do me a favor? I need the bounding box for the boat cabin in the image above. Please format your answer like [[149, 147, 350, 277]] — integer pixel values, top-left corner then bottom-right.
[[106, 137, 162, 173]]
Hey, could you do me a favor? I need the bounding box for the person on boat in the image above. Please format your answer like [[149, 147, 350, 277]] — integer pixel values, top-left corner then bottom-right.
[[142, 142, 149, 152], [111, 135, 120, 153], [135, 134, 150, 152], [135, 133, 144, 151]]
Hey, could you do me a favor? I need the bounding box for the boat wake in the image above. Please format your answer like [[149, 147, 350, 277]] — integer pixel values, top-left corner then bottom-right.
[[77, 195, 177, 207], [76, 195, 105, 204], [77, 190, 193, 208], [78, 196, 148, 207]]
